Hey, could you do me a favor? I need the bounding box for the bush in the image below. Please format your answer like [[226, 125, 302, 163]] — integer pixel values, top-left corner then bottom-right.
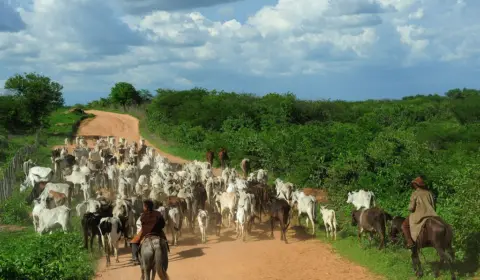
[[0, 230, 95, 280]]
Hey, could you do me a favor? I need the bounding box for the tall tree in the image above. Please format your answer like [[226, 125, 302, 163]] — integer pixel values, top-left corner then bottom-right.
[[4, 72, 64, 129], [109, 82, 140, 111]]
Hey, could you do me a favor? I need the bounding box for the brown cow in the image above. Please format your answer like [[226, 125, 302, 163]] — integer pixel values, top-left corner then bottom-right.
[[210, 212, 222, 236], [351, 207, 392, 250], [48, 190, 67, 207], [206, 150, 214, 168], [218, 148, 229, 169], [269, 198, 291, 243], [246, 184, 269, 222], [240, 158, 250, 178]]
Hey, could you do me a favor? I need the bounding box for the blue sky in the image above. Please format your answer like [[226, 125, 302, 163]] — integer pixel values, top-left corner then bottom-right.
[[1, 0, 479, 105]]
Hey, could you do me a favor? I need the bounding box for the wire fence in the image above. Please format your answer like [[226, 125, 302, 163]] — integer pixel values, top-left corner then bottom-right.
[[0, 130, 41, 202]]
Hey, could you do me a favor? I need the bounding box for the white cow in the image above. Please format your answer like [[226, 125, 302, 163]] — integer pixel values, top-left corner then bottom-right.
[[346, 190, 376, 210], [36, 203, 71, 234], [76, 199, 101, 217], [275, 178, 293, 202], [320, 206, 337, 240], [22, 159, 36, 178], [235, 206, 247, 241], [168, 207, 181, 246], [197, 209, 209, 244], [32, 198, 45, 232], [292, 194, 316, 235], [20, 166, 53, 192], [215, 192, 237, 227]]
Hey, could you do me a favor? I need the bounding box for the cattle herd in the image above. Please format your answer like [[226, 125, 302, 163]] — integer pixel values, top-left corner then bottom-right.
[[17, 135, 455, 279]]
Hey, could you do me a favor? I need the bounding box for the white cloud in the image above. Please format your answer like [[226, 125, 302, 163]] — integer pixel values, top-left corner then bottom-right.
[[0, 0, 479, 103], [0, 0, 26, 32]]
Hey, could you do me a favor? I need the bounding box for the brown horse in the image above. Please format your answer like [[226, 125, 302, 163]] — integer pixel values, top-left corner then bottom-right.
[[218, 148, 229, 169], [392, 217, 456, 279], [206, 150, 214, 168]]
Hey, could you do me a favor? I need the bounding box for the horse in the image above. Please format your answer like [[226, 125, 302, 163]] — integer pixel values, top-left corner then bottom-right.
[[206, 150, 214, 168], [139, 236, 170, 280], [392, 217, 456, 279], [218, 148, 229, 169]]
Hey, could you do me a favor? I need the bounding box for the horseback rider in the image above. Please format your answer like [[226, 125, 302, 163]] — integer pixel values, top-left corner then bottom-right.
[[401, 176, 438, 249], [130, 199, 168, 265]]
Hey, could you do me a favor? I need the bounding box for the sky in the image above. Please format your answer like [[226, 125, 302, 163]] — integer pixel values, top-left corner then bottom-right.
[[0, 0, 479, 105]]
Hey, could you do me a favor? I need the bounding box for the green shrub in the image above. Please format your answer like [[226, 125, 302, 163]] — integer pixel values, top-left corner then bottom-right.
[[0, 230, 95, 280]]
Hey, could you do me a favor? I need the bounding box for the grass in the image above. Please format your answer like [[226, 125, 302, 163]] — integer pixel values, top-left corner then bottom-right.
[[0, 107, 97, 280]]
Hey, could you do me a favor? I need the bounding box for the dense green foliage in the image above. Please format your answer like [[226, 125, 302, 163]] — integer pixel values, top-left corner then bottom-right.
[[133, 87, 479, 266], [2, 73, 64, 132], [0, 229, 95, 280]]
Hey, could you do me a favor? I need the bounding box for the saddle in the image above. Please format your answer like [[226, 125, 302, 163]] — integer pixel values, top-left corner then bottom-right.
[[138, 234, 170, 256]]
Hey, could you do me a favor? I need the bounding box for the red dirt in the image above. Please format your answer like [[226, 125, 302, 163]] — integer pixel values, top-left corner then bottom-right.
[[75, 110, 381, 280]]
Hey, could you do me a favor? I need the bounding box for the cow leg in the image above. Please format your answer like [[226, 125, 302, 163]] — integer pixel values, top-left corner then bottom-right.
[[270, 217, 275, 239], [308, 211, 315, 236]]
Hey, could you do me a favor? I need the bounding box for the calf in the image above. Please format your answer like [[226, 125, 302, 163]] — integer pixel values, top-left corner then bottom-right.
[[390, 216, 406, 245], [236, 206, 247, 241], [351, 207, 392, 249], [211, 212, 222, 236], [99, 217, 123, 266], [168, 206, 182, 246], [197, 209, 208, 243], [269, 198, 291, 243], [37, 204, 71, 234], [320, 206, 337, 240]]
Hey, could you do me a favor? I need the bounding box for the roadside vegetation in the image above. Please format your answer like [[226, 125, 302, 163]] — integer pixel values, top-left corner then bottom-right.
[[0, 72, 96, 280], [88, 85, 480, 279]]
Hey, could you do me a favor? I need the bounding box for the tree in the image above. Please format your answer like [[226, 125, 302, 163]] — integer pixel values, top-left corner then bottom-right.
[[109, 82, 141, 111], [138, 89, 154, 104], [4, 72, 64, 129]]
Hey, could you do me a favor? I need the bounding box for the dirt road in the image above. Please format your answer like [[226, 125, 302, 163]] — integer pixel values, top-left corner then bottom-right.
[[78, 110, 380, 280]]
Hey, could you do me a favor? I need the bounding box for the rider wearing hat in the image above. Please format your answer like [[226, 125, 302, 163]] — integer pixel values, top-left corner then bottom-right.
[[401, 176, 438, 248]]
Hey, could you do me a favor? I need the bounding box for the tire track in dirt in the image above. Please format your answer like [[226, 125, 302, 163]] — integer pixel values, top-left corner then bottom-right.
[[77, 110, 381, 280]]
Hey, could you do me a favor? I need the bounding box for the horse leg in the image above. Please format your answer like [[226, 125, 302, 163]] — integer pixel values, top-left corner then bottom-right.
[[433, 246, 445, 278], [447, 246, 456, 280], [411, 246, 423, 277]]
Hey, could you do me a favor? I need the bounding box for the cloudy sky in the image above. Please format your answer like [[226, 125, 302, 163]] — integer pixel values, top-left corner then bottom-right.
[[1, 0, 479, 105]]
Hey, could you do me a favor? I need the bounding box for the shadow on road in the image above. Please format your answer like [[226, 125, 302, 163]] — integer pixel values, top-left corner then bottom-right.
[[170, 247, 207, 262]]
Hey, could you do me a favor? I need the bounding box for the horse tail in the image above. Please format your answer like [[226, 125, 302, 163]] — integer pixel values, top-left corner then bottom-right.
[[155, 239, 170, 280]]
